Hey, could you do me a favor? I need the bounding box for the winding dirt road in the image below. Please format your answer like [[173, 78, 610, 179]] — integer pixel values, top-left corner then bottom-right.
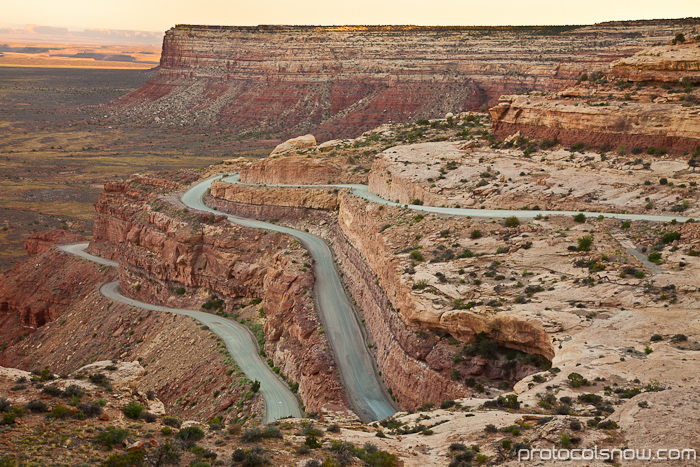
[[58, 242, 303, 422]]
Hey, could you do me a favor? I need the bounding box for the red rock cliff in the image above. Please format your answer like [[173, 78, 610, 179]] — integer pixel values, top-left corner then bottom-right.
[[90, 178, 350, 415], [108, 21, 694, 141]]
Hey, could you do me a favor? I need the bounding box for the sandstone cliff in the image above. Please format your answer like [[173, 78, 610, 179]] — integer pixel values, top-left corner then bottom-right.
[[611, 42, 700, 83], [23, 229, 83, 257], [210, 179, 339, 210], [209, 179, 553, 410], [239, 156, 345, 185], [107, 21, 694, 140], [490, 43, 700, 153], [89, 178, 349, 415]]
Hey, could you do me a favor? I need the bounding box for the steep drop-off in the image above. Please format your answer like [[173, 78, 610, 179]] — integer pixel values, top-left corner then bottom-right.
[[210, 179, 553, 410], [89, 178, 350, 416], [108, 20, 694, 141]]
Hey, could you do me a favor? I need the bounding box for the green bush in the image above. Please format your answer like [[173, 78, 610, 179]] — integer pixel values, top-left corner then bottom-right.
[[25, 400, 48, 413], [568, 372, 588, 388], [648, 252, 662, 264], [48, 404, 73, 419], [409, 250, 424, 262], [162, 416, 182, 428], [470, 229, 482, 239], [504, 216, 520, 228], [573, 213, 586, 223], [661, 232, 681, 244], [577, 235, 593, 251], [100, 451, 144, 467], [177, 425, 205, 445], [122, 401, 143, 420], [95, 426, 130, 450]]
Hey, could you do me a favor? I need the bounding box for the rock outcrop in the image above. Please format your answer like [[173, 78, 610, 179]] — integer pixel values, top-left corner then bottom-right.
[[491, 43, 700, 154], [239, 156, 344, 185], [0, 242, 106, 338], [23, 229, 83, 257], [270, 134, 317, 156], [611, 42, 700, 83], [491, 94, 700, 154], [107, 21, 694, 140], [210, 179, 339, 210]]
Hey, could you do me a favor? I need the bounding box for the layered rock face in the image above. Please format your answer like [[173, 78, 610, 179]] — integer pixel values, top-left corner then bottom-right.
[[90, 179, 349, 415], [109, 21, 689, 140], [209, 179, 552, 409], [238, 156, 344, 185], [210, 179, 339, 210], [491, 42, 700, 153], [611, 43, 700, 83], [23, 229, 83, 257]]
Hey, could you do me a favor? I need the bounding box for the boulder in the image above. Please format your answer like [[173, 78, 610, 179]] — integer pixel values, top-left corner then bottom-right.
[[270, 134, 316, 156]]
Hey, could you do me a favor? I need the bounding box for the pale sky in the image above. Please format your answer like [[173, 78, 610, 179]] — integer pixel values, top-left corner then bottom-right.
[[2, 0, 699, 32]]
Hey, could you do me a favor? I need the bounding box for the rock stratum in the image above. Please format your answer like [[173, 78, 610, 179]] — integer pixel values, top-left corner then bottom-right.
[[491, 41, 700, 154], [89, 179, 350, 416], [108, 20, 697, 141]]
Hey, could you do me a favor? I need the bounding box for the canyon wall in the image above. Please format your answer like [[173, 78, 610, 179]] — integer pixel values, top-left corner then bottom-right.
[[90, 179, 349, 415], [210, 180, 552, 409], [491, 43, 700, 154], [107, 21, 696, 141]]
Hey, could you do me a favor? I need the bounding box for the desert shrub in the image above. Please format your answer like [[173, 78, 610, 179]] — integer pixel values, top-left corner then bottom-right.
[[578, 393, 602, 404], [95, 426, 130, 450], [41, 385, 63, 397], [577, 235, 593, 251], [484, 424, 498, 433], [63, 384, 83, 398], [232, 448, 246, 462], [440, 400, 456, 409], [409, 250, 424, 262], [141, 411, 157, 423], [573, 213, 586, 223], [504, 216, 520, 228], [122, 401, 143, 420], [89, 373, 111, 388], [0, 399, 10, 413], [25, 400, 48, 413], [100, 450, 144, 467], [648, 252, 662, 264], [48, 404, 73, 419], [568, 372, 588, 388], [78, 402, 103, 417], [304, 435, 322, 449], [570, 419, 583, 431], [162, 416, 182, 428], [304, 460, 321, 467], [470, 229, 482, 239], [296, 444, 311, 455], [597, 420, 618, 430], [327, 424, 341, 433], [177, 425, 205, 445], [661, 232, 681, 244]]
